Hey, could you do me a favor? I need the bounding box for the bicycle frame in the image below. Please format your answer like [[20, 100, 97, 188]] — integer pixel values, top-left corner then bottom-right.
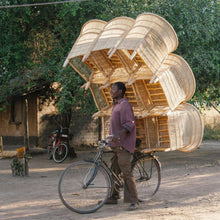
[[82, 147, 160, 199], [82, 140, 126, 193], [79, 136, 161, 197], [58, 137, 162, 214], [132, 152, 161, 181], [47, 129, 72, 163], [48, 130, 70, 150]]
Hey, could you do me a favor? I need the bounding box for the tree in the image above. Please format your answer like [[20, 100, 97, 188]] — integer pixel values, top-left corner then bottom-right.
[[147, 0, 220, 108], [0, 0, 219, 116], [0, 0, 104, 105], [96, 0, 219, 108]]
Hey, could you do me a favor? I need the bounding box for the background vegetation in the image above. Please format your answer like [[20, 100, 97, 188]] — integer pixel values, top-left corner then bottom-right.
[[0, 0, 219, 138]]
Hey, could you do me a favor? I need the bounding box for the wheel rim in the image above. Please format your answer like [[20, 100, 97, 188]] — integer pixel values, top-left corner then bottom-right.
[[58, 161, 111, 214], [133, 157, 161, 201], [53, 144, 68, 163]]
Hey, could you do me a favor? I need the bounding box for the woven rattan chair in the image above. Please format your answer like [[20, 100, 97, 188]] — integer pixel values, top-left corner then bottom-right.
[[63, 13, 203, 153]]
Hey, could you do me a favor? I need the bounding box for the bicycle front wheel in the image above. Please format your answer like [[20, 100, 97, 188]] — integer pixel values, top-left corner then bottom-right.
[[53, 143, 68, 163], [58, 161, 111, 214], [132, 155, 161, 201]]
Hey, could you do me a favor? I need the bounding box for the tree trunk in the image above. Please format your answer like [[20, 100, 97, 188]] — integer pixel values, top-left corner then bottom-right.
[[60, 110, 77, 158]]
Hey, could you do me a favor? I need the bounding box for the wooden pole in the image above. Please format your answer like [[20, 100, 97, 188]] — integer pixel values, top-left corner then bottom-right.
[[23, 97, 29, 153]]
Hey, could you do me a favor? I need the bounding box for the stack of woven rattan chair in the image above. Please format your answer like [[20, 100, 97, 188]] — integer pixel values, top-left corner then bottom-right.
[[63, 13, 204, 153]]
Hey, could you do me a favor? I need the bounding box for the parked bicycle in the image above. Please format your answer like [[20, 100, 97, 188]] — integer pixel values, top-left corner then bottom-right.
[[58, 136, 161, 214], [47, 128, 72, 163]]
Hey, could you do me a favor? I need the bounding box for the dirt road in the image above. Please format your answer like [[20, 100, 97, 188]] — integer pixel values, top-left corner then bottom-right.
[[0, 141, 220, 220]]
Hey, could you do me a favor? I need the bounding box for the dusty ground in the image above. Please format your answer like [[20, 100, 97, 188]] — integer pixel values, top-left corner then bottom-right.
[[0, 140, 220, 220]]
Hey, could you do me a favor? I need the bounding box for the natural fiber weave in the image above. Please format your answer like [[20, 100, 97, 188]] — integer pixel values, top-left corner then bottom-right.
[[63, 13, 203, 153]]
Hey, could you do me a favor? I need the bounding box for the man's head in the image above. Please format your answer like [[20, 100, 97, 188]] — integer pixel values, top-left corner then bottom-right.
[[110, 82, 126, 100]]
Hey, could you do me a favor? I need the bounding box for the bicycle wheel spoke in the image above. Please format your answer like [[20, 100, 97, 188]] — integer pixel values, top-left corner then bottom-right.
[[132, 156, 161, 201], [86, 186, 110, 189], [58, 161, 111, 214], [53, 143, 68, 163]]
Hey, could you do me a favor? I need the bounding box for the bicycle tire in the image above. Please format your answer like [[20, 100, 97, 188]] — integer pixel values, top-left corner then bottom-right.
[[132, 155, 161, 201], [53, 143, 69, 163], [58, 161, 111, 214]]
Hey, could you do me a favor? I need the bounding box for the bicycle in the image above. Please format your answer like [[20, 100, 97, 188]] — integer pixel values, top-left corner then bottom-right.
[[47, 128, 71, 163], [58, 136, 161, 214]]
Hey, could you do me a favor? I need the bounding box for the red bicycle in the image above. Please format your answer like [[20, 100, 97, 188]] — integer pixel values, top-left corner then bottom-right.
[[47, 128, 71, 163]]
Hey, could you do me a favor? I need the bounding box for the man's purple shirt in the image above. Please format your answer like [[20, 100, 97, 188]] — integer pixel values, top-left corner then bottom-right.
[[109, 98, 136, 153]]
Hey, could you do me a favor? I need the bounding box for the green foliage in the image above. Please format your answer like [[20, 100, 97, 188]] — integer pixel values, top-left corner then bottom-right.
[[55, 66, 96, 114], [94, 0, 219, 107], [96, 0, 148, 20], [203, 124, 220, 140], [11, 157, 24, 176], [0, 0, 219, 117], [149, 0, 220, 107], [96, 0, 219, 107], [0, 0, 104, 115]]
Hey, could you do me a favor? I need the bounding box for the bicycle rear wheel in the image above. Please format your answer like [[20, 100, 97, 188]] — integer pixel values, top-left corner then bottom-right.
[[53, 143, 68, 163], [132, 155, 161, 201], [58, 161, 111, 214]]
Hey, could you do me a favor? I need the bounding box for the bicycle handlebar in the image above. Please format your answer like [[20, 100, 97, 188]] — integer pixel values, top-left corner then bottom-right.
[[98, 135, 114, 148]]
